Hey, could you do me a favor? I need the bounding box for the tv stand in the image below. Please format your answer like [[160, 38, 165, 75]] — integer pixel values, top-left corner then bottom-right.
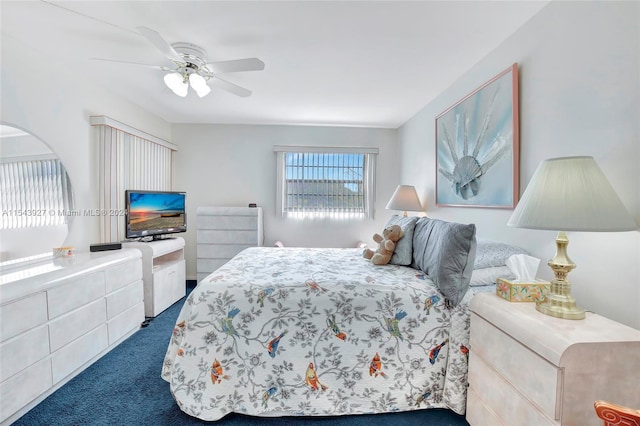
[[123, 237, 185, 317], [135, 235, 178, 243]]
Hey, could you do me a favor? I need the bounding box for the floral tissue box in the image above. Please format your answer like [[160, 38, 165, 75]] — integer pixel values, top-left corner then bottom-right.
[[496, 277, 550, 302]]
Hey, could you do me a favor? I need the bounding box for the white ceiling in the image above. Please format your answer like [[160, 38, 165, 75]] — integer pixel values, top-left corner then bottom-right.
[[1, 1, 549, 128]]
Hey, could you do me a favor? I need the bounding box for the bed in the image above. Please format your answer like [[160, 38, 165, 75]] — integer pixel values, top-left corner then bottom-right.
[[161, 217, 525, 421]]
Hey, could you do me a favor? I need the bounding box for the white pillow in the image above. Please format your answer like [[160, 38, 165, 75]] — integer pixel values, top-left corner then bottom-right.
[[474, 239, 528, 269], [385, 215, 419, 266], [470, 265, 511, 287]]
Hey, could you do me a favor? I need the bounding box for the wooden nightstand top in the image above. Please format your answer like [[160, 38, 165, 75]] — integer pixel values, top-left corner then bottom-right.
[[470, 292, 640, 366]]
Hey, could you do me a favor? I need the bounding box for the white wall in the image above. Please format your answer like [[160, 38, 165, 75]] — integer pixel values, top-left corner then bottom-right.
[[1, 35, 171, 252], [399, 1, 640, 328], [173, 124, 399, 280]]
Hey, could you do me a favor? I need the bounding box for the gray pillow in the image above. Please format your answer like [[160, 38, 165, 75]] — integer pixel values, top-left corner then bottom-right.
[[411, 217, 477, 306], [385, 215, 419, 266]]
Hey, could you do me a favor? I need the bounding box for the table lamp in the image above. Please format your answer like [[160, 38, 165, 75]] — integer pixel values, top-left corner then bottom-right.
[[507, 156, 637, 319], [386, 185, 423, 217]]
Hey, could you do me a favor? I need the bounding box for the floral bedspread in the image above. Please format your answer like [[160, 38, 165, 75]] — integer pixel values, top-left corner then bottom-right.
[[161, 247, 473, 421]]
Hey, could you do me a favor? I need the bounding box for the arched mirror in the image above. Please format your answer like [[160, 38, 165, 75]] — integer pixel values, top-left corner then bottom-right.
[[0, 124, 75, 262]]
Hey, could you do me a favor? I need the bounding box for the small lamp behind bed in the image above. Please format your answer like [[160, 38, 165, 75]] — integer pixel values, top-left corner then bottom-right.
[[386, 185, 423, 217]]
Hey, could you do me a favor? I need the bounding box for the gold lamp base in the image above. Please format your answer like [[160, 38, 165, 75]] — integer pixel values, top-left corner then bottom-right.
[[535, 231, 585, 320], [536, 293, 585, 320]]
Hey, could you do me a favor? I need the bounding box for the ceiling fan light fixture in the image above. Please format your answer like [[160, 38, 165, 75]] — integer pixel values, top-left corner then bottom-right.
[[175, 84, 188, 97], [164, 72, 188, 97], [188, 72, 206, 89], [163, 72, 181, 88], [195, 84, 211, 98], [189, 73, 211, 97], [98, 27, 263, 99]]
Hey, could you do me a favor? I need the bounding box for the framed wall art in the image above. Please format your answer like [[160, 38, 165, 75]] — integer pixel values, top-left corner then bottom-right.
[[435, 63, 519, 208]]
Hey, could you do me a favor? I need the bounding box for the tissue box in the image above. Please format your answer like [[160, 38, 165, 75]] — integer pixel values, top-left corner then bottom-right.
[[53, 246, 75, 258], [496, 277, 549, 302]]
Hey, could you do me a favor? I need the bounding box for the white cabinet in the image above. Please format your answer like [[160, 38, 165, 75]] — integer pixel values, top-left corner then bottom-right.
[[0, 248, 144, 425], [197, 207, 263, 282], [466, 292, 640, 426], [123, 237, 185, 317]]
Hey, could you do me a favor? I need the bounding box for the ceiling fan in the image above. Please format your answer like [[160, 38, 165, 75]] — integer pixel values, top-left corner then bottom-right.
[[93, 26, 264, 98]]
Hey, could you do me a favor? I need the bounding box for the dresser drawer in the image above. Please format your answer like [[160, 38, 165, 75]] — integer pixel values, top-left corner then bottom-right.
[[106, 280, 143, 319], [197, 229, 259, 245], [49, 299, 107, 352], [47, 271, 105, 319], [197, 243, 252, 259], [0, 357, 52, 423], [197, 259, 230, 276], [0, 325, 49, 382], [108, 302, 144, 344], [51, 325, 108, 384], [197, 215, 259, 230], [105, 260, 142, 293], [470, 313, 561, 419], [0, 292, 48, 342], [466, 386, 505, 426], [468, 354, 556, 425]]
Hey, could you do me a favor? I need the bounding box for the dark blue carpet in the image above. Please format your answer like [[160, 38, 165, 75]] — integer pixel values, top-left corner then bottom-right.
[[15, 285, 469, 426]]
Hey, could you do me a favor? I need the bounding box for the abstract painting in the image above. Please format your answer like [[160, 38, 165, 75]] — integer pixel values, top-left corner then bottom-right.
[[435, 63, 519, 208]]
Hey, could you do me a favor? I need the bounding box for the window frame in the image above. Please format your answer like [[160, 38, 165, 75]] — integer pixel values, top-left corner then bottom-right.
[[274, 145, 378, 219]]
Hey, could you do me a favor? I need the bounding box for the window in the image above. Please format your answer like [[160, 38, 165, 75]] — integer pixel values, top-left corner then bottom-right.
[[274, 146, 378, 219]]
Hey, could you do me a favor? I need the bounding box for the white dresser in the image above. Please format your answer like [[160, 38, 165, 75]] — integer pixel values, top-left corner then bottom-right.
[[466, 292, 640, 426], [0, 249, 144, 425], [196, 206, 263, 282]]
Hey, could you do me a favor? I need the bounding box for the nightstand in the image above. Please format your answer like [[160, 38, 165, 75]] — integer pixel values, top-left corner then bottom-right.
[[466, 292, 640, 426]]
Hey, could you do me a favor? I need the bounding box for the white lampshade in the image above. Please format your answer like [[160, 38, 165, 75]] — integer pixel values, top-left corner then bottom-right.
[[508, 156, 637, 232], [195, 84, 211, 98], [188, 73, 211, 97], [164, 72, 188, 97], [188, 73, 206, 89], [386, 185, 423, 215]]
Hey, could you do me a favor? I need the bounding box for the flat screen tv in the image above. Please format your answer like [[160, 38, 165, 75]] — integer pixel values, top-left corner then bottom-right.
[[125, 190, 186, 240]]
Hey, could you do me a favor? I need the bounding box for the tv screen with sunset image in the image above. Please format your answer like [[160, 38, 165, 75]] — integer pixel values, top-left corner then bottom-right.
[[125, 190, 186, 239]]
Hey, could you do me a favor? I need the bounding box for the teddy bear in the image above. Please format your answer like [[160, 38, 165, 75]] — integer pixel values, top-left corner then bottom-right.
[[363, 224, 404, 265]]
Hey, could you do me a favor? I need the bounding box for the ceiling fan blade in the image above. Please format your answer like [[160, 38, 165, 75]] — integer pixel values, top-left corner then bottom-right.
[[209, 77, 252, 97], [206, 58, 265, 74], [90, 58, 171, 71], [137, 26, 182, 62]]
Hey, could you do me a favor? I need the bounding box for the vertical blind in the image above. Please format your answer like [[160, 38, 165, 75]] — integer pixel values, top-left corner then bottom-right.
[[274, 146, 378, 219], [0, 157, 72, 229], [92, 116, 176, 242]]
